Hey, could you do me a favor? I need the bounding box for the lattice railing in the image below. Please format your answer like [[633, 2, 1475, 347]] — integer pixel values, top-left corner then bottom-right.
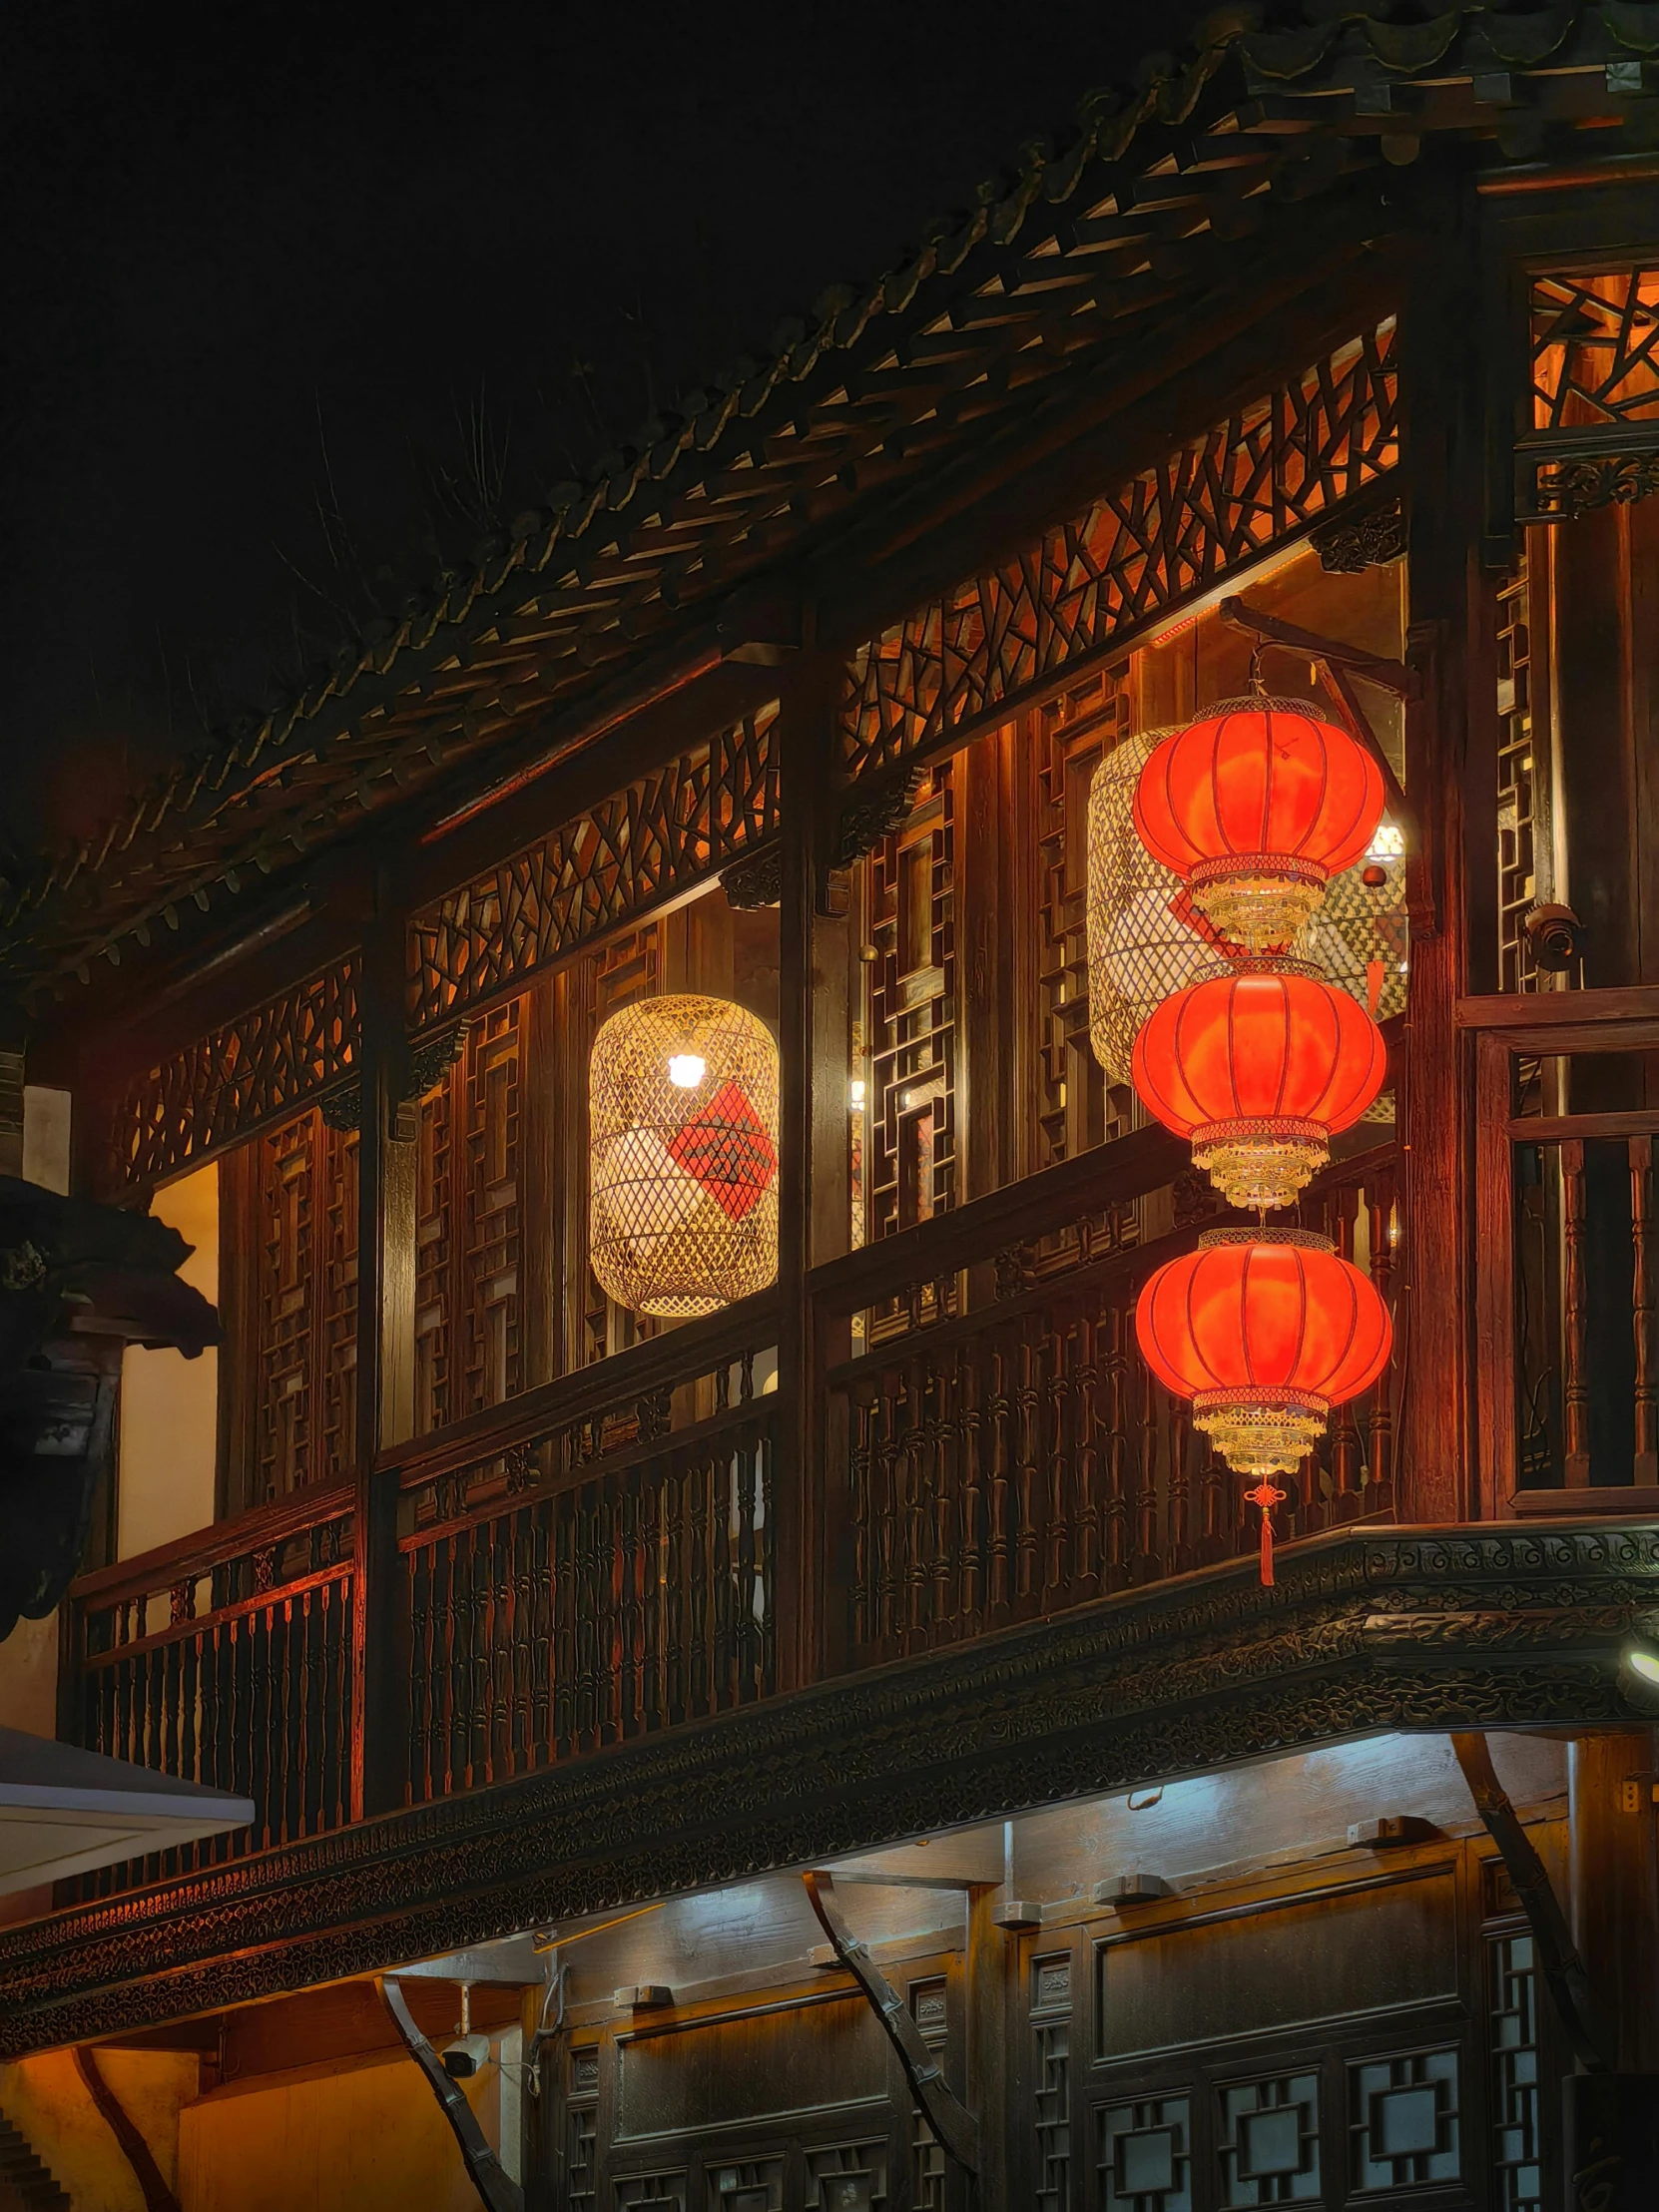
[[813, 1127, 1401, 1671], [392, 1296, 781, 1802], [68, 1487, 355, 1896]]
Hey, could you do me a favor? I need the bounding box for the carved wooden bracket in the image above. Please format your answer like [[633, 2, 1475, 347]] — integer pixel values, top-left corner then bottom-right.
[[73, 2045, 180, 2212], [379, 1976, 525, 2212], [803, 1869, 980, 2173], [1309, 491, 1405, 573], [320, 1019, 470, 1137], [1450, 1731, 1616, 2075]]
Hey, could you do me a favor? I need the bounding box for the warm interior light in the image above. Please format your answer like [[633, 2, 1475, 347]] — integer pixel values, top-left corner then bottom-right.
[[1368, 823, 1406, 860], [849, 1079, 866, 1108], [1627, 1646, 1659, 1688], [667, 1053, 707, 1090]]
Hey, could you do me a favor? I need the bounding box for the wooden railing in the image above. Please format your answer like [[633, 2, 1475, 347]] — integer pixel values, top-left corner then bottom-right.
[[392, 1304, 780, 1802], [1465, 984, 1659, 1515], [63, 1103, 1416, 1887], [68, 1486, 355, 1895], [810, 1125, 1402, 1671]]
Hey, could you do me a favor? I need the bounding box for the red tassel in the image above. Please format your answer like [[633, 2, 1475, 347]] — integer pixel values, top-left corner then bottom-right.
[[1259, 1509, 1275, 1587], [1245, 1477, 1286, 1587]]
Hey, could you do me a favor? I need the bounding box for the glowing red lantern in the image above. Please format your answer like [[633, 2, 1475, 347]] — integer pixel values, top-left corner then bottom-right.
[[1131, 961, 1386, 1210], [1136, 1227, 1391, 1581], [1133, 697, 1385, 950]]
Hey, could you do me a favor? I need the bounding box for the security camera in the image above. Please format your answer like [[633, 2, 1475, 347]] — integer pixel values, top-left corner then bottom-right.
[[1523, 901, 1582, 974], [441, 2032, 490, 2080]]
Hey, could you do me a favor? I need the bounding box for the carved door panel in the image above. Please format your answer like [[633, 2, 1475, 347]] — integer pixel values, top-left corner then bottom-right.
[[554, 1944, 968, 2211], [1014, 1837, 1556, 2210]]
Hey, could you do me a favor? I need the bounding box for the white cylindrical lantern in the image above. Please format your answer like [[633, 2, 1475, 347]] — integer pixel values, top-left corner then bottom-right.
[[1086, 725, 1407, 1086], [589, 994, 780, 1318]]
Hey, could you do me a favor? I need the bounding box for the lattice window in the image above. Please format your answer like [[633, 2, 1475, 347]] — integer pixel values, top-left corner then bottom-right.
[[1497, 557, 1544, 992], [583, 924, 662, 1363], [566, 2099, 599, 2212], [249, 1110, 357, 1499], [615, 2175, 687, 2210], [863, 768, 955, 1243], [1032, 672, 1136, 1173], [806, 2139, 889, 2211], [415, 998, 527, 1431], [841, 322, 1398, 781], [1032, 2019, 1071, 2211], [408, 707, 779, 1029], [1349, 2048, 1459, 2191], [110, 957, 358, 1193], [911, 2113, 946, 2212], [1532, 270, 1659, 431], [1219, 2073, 1321, 2208], [1490, 1933, 1544, 2212], [706, 2157, 785, 2209], [1098, 2095, 1192, 2212]]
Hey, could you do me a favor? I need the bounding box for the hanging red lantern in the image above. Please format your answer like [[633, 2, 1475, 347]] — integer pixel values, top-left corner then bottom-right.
[[1131, 960, 1386, 1210], [1135, 1227, 1391, 1582], [1132, 696, 1385, 950]]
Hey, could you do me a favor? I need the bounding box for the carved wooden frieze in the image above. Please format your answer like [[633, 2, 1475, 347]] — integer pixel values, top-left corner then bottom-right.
[[408, 705, 780, 1029], [838, 321, 1399, 783], [109, 958, 359, 1191], [3, 1522, 1654, 2060], [1517, 268, 1659, 523]]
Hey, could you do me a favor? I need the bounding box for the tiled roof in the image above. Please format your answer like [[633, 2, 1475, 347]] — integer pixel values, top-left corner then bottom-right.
[[5, 2, 1646, 1001]]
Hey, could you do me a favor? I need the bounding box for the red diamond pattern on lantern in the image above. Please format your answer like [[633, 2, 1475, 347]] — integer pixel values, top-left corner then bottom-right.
[[666, 1081, 778, 1222]]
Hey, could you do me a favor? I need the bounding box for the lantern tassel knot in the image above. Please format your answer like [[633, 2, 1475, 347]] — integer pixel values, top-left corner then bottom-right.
[[1244, 1477, 1287, 1587]]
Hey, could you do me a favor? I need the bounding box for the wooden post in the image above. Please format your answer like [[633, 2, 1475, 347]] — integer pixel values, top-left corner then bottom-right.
[[351, 864, 416, 1819], [966, 1885, 1009, 2209], [776, 641, 842, 1696], [1569, 1730, 1659, 2074], [1397, 189, 1497, 1524]]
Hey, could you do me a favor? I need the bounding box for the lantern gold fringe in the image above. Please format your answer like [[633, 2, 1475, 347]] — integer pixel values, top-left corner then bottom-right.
[[590, 994, 780, 1319]]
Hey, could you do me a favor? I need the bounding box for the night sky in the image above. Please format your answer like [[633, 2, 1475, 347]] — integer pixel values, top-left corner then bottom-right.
[[2, 0, 1208, 860]]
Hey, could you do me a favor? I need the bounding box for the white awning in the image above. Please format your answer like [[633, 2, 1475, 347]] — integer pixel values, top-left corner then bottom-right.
[[0, 1725, 254, 1895]]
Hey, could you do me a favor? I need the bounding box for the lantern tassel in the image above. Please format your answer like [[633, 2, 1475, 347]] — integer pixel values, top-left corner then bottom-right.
[[1245, 1478, 1287, 1588]]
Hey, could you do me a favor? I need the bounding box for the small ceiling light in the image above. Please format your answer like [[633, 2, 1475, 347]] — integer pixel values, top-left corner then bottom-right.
[[667, 1053, 707, 1090], [1626, 1644, 1659, 1689]]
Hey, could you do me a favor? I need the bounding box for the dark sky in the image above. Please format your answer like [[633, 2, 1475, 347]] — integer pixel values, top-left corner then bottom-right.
[[1, 0, 1207, 855]]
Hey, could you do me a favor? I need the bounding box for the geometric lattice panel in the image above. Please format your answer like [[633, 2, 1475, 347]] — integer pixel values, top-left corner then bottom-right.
[[804, 2140, 889, 2212], [1099, 2094, 1193, 2212], [408, 707, 778, 1029], [841, 322, 1397, 784], [1349, 2047, 1459, 2192], [110, 956, 358, 1191], [1219, 2073, 1321, 2208], [1490, 1933, 1544, 2212]]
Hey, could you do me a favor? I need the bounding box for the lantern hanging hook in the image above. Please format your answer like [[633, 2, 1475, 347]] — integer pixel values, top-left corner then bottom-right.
[[1247, 640, 1270, 698]]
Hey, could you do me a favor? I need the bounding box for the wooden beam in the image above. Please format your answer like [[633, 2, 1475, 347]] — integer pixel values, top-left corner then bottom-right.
[[803, 1871, 980, 2174], [379, 1978, 524, 2212]]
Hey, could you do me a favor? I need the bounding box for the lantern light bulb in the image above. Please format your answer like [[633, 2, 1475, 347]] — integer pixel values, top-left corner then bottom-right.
[[1627, 1646, 1659, 1689], [849, 1079, 866, 1109], [667, 1053, 707, 1090]]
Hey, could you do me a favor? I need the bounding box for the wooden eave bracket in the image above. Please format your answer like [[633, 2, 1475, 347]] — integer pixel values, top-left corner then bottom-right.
[[1450, 1732, 1617, 2075], [379, 1976, 524, 2212], [1218, 595, 1438, 938], [803, 1869, 981, 2173]]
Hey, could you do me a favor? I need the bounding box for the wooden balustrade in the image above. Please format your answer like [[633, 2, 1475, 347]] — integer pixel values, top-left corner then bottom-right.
[[812, 1134, 1401, 1671], [398, 1312, 780, 1803], [1465, 985, 1659, 1514], [68, 1488, 356, 1896]]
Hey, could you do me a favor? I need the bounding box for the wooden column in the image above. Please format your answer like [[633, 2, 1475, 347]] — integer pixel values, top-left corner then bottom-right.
[[776, 641, 842, 1696], [351, 864, 416, 1819], [965, 1886, 1009, 2209], [1398, 189, 1497, 1524], [1569, 1730, 1659, 2073]]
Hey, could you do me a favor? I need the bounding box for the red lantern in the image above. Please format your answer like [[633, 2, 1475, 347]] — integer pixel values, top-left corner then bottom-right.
[[1131, 961, 1386, 1210], [1135, 1227, 1391, 1581], [1133, 697, 1385, 950]]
